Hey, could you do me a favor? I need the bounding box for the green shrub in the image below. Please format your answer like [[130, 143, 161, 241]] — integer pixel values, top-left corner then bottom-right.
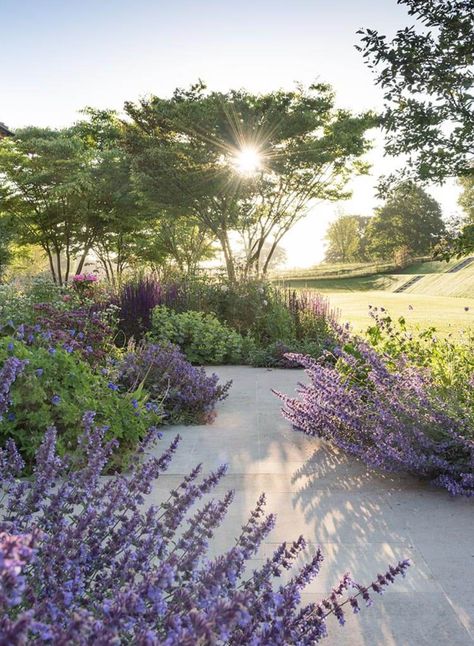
[[0, 278, 71, 325], [150, 306, 243, 364], [246, 338, 328, 368], [249, 299, 295, 345], [0, 338, 161, 467], [365, 307, 474, 425]]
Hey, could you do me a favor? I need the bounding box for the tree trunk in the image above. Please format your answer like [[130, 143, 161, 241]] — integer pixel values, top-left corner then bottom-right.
[[45, 246, 57, 284], [75, 246, 91, 276], [55, 248, 63, 286], [217, 231, 236, 283]]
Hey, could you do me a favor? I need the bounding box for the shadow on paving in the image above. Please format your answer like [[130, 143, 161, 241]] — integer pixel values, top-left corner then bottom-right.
[[148, 365, 474, 646]]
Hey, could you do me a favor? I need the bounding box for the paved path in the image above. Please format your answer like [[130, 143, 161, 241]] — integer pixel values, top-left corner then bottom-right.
[[150, 366, 474, 645]]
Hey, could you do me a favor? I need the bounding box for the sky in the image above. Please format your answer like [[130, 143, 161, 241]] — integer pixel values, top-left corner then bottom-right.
[[0, 0, 461, 267]]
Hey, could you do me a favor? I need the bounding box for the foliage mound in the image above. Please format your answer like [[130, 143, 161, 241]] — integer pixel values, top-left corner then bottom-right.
[[150, 306, 244, 365], [0, 420, 409, 644], [118, 342, 232, 424], [0, 339, 160, 466]]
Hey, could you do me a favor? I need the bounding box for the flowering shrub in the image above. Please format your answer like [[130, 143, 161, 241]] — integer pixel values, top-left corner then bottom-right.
[[0, 420, 409, 643], [285, 290, 340, 341], [276, 340, 474, 496], [0, 338, 160, 467], [118, 342, 232, 424], [71, 272, 99, 298], [150, 306, 244, 365], [0, 278, 66, 325]]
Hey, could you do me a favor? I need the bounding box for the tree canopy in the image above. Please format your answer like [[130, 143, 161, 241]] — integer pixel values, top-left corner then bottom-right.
[[366, 182, 445, 258], [124, 82, 376, 281], [324, 214, 370, 263]]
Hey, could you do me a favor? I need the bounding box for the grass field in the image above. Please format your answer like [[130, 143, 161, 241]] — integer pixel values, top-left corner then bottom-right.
[[326, 292, 474, 335], [278, 257, 474, 334], [396, 258, 460, 274], [402, 262, 474, 298], [275, 273, 407, 292]]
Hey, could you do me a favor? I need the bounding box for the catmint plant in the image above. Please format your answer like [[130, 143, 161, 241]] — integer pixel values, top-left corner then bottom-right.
[[0, 414, 410, 644], [275, 338, 474, 496], [118, 342, 232, 424]]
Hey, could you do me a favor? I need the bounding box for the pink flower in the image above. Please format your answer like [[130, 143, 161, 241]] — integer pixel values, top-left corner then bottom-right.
[[72, 273, 99, 285]]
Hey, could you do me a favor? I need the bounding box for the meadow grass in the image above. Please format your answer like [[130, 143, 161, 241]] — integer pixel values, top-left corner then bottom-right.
[[325, 291, 474, 336]]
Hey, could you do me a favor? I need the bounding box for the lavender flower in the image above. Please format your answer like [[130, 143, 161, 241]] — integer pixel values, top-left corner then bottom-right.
[[118, 342, 232, 424], [275, 336, 474, 496], [0, 357, 28, 419], [0, 419, 409, 643]]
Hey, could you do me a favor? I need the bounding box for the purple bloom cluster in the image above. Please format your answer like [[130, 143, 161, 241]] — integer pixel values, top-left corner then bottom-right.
[[0, 356, 28, 420], [118, 342, 232, 424], [0, 416, 409, 644], [18, 304, 114, 367], [275, 342, 474, 496], [117, 277, 182, 342]]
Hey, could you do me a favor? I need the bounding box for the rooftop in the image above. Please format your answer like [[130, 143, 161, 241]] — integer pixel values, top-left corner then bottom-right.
[[0, 122, 13, 136]]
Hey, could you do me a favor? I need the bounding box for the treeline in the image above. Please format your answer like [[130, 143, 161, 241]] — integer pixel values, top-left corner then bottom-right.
[[324, 180, 474, 265], [0, 84, 376, 284]]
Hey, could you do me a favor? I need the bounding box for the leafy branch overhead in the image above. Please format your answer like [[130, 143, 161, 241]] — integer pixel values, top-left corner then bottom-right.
[[358, 0, 474, 186]]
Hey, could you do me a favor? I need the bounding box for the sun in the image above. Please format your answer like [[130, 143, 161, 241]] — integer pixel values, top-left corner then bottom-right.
[[233, 146, 262, 176]]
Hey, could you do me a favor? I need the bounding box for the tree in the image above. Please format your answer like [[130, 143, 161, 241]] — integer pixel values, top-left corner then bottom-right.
[[135, 213, 218, 277], [366, 182, 445, 258], [458, 175, 474, 224], [324, 214, 370, 263], [358, 0, 474, 186], [72, 109, 149, 285], [124, 82, 375, 282], [0, 127, 94, 284], [0, 213, 15, 280], [434, 177, 474, 259], [0, 112, 149, 285]]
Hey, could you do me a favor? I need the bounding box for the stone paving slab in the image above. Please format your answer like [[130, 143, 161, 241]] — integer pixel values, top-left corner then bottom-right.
[[151, 366, 474, 645]]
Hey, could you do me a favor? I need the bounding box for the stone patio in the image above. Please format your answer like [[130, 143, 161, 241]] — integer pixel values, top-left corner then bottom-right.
[[150, 366, 474, 645]]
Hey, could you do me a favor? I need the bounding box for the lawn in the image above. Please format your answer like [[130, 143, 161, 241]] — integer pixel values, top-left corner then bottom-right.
[[402, 262, 474, 298], [275, 273, 407, 292], [325, 291, 474, 335]]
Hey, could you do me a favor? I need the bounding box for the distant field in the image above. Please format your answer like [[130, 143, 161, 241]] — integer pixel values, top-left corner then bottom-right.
[[402, 262, 474, 298], [272, 256, 431, 282], [396, 258, 459, 274], [275, 257, 474, 299], [325, 291, 474, 335], [275, 273, 407, 292]]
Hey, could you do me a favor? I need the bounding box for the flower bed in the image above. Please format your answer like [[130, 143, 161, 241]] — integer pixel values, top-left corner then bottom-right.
[[0, 419, 410, 644]]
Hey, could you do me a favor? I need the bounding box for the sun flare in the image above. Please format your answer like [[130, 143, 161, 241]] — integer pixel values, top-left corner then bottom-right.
[[233, 146, 262, 176]]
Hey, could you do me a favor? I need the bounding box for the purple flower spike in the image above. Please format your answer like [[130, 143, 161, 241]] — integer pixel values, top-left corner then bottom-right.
[[0, 414, 409, 642]]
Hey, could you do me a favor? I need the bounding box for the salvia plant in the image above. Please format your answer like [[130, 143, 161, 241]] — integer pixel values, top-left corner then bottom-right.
[[0, 413, 410, 644], [284, 290, 340, 342], [276, 339, 474, 496], [117, 277, 182, 343]]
